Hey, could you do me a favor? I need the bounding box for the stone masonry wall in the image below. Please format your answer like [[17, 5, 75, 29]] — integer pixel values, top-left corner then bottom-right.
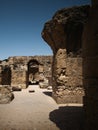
[[42, 5, 89, 103], [8, 56, 52, 79], [0, 56, 52, 88], [0, 66, 11, 85], [11, 70, 27, 89], [52, 56, 83, 103]]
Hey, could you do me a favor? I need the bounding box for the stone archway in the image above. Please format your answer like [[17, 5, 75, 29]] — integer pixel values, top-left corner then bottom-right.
[[28, 59, 39, 85]]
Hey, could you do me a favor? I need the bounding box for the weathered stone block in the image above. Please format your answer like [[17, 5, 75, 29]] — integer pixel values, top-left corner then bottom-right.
[[0, 86, 14, 104], [11, 70, 27, 89]]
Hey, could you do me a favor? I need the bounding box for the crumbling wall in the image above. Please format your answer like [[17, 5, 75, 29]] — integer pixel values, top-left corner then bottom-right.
[[11, 70, 27, 89], [52, 53, 83, 103], [42, 5, 89, 103], [0, 56, 52, 88]]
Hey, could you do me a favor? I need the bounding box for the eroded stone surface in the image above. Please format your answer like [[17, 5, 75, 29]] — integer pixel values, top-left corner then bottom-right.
[[42, 5, 89, 54], [42, 5, 89, 103], [0, 56, 52, 89], [0, 86, 14, 104]]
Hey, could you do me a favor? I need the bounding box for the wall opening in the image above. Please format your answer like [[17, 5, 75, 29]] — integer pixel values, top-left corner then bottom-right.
[[1, 66, 11, 85], [28, 59, 39, 85]]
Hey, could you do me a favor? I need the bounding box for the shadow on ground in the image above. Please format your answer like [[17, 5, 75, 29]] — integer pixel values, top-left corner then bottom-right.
[[43, 91, 52, 97], [49, 106, 85, 130]]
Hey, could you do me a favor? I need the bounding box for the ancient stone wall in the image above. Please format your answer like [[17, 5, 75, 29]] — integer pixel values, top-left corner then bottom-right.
[[42, 5, 89, 103], [0, 56, 52, 88], [8, 56, 52, 78], [52, 54, 83, 103], [11, 70, 27, 89], [66, 57, 83, 87]]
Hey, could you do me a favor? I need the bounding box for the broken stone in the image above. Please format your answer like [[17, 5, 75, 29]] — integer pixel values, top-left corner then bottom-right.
[[0, 86, 14, 104]]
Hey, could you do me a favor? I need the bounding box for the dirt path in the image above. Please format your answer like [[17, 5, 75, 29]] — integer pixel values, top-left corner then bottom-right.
[[0, 85, 84, 130]]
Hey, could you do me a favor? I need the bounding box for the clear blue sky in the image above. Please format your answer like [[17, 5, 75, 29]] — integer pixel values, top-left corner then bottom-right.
[[0, 0, 91, 60]]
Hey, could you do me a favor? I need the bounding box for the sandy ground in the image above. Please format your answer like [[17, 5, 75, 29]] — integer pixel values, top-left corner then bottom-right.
[[0, 85, 85, 130]]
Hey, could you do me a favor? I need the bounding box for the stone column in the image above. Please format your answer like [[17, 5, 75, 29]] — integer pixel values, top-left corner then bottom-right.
[[42, 20, 68, 103], [52, 48, 68, 103], [83, 0, 98, 129]]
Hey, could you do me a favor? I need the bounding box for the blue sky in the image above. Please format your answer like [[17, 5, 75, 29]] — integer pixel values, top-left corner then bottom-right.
[[0, 0, 91, 60]]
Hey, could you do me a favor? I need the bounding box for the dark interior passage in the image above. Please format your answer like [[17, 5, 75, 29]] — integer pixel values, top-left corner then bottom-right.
[[28, 59, 39, 85]]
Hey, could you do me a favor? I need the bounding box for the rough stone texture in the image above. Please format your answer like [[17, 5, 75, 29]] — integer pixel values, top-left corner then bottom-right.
[[42, 5, 89, 103], [52, 54, 84, 103], [66, 57, 83, 87], [0, 86, 14, 104], [11, 70, 27, 89], [42, 5, 89, 54], [82, 0, 98, 129], [0, 56, 52, 89]]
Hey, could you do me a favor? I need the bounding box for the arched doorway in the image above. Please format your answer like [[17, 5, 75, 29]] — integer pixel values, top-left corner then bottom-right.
[[28, 59, 39, 85]]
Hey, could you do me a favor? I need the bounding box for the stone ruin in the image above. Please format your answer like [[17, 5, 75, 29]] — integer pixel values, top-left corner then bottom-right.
[[42, 5, 90, 103], [42, 1, 98, 129], [0, 56, 52, 89], [0, 54, 84, 104], [0, 56, 53, 103], [0, 5, 90, 105], [0, 1, 97, 129]]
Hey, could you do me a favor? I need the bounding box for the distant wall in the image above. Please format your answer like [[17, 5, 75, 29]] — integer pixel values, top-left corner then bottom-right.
[[0, 56, 53, 88], [11, 70, 27, 89]]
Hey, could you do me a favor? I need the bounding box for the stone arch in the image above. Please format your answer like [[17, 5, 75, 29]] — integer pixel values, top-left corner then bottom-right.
[[28, 59, 40, 85]]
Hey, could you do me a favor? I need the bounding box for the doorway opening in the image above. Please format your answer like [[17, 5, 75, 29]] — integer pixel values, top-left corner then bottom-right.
[[28, 59, 39, 85]]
